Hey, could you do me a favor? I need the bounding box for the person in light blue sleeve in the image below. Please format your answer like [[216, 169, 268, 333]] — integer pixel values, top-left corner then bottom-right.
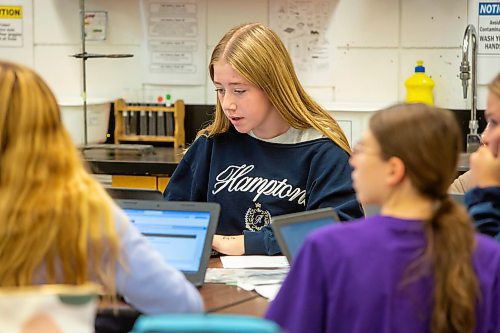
[[112, 208, 202, 313], [164, 23, 363, 256], [0, 61, 202, 315]]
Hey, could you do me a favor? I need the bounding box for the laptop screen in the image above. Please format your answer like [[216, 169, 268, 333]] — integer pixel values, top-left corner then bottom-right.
[[279, 217, 334, 259], [116, 200, 220, 287], [271, 207, 339, 263], [124, 208, 211, 273]]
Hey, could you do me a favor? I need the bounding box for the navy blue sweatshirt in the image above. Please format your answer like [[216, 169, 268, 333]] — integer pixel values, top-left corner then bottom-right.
[[164, 128, 363, 255], [466, 186, 500, 241]]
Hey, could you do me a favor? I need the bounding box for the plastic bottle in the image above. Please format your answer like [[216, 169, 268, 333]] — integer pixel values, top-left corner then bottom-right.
[[404, 60, 435, 105]]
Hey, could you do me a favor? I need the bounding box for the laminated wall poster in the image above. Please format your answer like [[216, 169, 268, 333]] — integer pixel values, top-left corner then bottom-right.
[[140, 0, 206, 85], [477, 1, 500, 55]]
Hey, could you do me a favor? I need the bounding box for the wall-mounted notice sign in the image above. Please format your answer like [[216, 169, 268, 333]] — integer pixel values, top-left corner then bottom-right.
[[478, 2, 500, 55], [0, 5, 23, 47]]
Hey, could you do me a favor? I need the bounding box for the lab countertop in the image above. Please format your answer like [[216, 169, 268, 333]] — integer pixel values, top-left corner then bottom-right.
[[83, 147, 184, 176], [83, 146, 470, 177]]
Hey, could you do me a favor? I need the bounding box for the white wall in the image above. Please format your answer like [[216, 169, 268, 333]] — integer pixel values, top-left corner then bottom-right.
[[1, 0, 499, 110]]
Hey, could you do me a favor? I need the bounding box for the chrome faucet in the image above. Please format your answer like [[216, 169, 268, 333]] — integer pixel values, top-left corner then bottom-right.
[[460, 24, 481, 153]]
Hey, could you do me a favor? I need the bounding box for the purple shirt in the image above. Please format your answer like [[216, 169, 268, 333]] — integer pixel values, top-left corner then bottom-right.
[[265, 215, 500, 333]]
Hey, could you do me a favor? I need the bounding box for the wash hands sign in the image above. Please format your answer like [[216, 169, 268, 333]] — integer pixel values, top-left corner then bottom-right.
[[478, 2, 500, 55], [0, 5, 22, 47]]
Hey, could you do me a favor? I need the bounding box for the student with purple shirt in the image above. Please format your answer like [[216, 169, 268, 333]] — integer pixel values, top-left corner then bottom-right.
[[265, 103, 500, 333]]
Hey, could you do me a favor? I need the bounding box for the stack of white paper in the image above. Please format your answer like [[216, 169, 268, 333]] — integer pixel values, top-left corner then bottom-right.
[[220, 255, 289, 269], [205, 255, 289, 300]]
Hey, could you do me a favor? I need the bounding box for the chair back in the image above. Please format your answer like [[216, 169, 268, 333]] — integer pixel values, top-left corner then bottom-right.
[[0, 283, 100, 333], [132, 314, 282, 333]]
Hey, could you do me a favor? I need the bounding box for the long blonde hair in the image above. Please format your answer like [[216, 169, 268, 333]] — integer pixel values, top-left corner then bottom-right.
[[201, 22, 351, 154], [370, 103, 479, 333], [0, 61, 121, 294]]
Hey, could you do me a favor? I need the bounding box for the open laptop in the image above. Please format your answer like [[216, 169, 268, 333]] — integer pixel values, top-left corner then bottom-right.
[[116, 199, 220, 287], [271, 207, 339, 263]]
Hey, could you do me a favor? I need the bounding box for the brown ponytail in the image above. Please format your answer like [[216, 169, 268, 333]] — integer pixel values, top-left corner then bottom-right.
[[424, 197, 478, 333], [370, 104, 479, 333]]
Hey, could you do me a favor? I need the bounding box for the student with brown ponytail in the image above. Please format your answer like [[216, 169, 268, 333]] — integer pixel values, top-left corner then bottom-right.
[[266, 103, 500, 333]]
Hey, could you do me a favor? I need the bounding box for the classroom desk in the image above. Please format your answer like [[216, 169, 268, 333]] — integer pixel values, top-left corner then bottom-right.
[[96, 258, 269, 332], [99, 257, 269, 316], [216, 297, 270, 317], [202, 257, 269, 316]]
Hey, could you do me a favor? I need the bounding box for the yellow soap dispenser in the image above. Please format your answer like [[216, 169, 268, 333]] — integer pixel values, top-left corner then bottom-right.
[[405, 60, 435, 105]]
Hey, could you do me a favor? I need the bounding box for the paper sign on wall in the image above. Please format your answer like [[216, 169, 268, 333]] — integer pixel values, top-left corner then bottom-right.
[[269, 0, 336, 87], [0, 5, 23, 47], [478, 2, 500, 55], [85, 11, 107, 41], [140, 0, 206, 85]]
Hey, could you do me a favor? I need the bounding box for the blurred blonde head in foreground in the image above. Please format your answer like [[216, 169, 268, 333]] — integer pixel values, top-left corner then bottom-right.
[[0, 61, 121, 294]]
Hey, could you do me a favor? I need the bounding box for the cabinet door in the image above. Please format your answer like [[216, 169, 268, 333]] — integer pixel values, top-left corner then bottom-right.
[[111, 175, 158, 190], [158, 177, 170, 193]]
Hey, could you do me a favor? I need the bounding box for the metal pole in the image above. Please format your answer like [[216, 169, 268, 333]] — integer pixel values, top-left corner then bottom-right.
[[79, 0, 88, 145], [471, 27, 477, 128], [460, 24, 481, 153]]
